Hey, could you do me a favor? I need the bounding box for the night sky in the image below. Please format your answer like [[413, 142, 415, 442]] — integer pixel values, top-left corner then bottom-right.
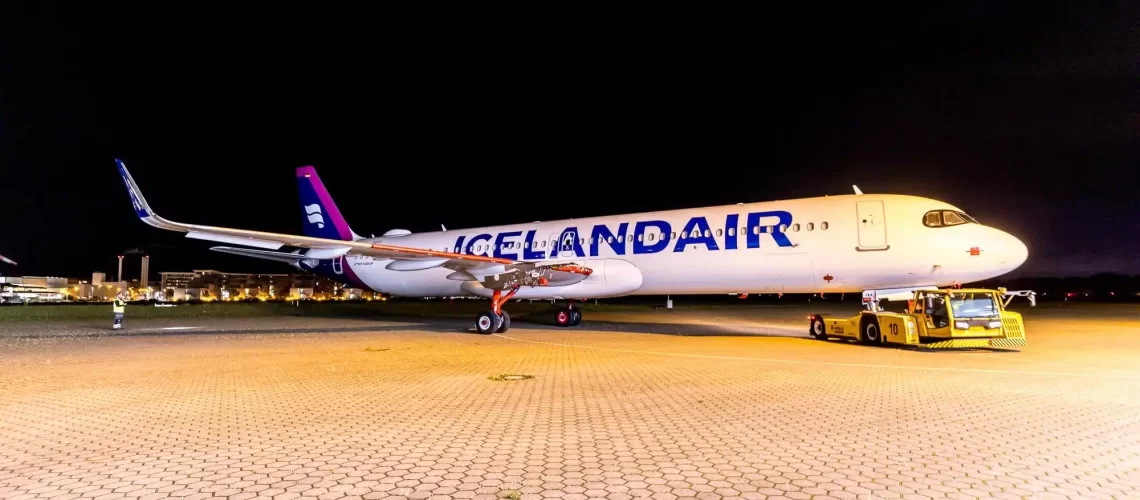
[[3, 3, 1137, 280]]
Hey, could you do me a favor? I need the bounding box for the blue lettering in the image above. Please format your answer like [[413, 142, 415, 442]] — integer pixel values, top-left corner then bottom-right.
[[633, 220, 671, 254], [493, 231, 521, 259], [453, 235, 466, 254], [590, 222, 629, 256], [555, 227, 585, 257], [724, 214, 739, 250], [523, 229, 545, 260], [674, 216, 718, 252], [746, 211, 793, 248], [466, 233, 492, 255]]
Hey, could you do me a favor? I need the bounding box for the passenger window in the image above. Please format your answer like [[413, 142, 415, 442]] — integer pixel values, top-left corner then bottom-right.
[[691, 229, 700, 238], [589, 237, 594, 245], [606, 236, 613, 244], [647, 233, 655, 242], [669, 232, 676, 240], [792, 223, 800, 232], [806, 222, 814, 231], [752, 226, 760, 235], [778, 224, 787, 233], [703, 229, 710, 238], [678, 231, 685, 240], [942, 211, 966, 226], [637, 234, 643, 242], [715, 228, 722, 237], [727, 228, 735, 237], [923, 211, 942, 227], [618, 235, 624, 243], [821, 221, 828, 230], [524, 241, 530, 249]]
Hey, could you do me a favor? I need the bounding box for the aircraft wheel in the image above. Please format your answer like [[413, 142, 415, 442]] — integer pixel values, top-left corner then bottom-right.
[[496, 311, 511, 333], [861, 318, 882, 345], [554, 309, 571, 327], [569, 309, 582, 326], [810, 315, 828, 340], [475, 311, 501, 334]]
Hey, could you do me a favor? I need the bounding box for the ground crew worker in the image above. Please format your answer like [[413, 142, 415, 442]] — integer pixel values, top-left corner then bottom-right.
[[112, 292, 126, 329]]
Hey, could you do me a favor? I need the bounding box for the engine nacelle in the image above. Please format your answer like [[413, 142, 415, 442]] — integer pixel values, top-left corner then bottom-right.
[[461, 258, 643, 299]]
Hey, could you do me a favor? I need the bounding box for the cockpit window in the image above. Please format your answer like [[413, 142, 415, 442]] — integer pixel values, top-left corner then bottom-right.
[[923, 210, 977, 228], [942, 211, 966, 226]]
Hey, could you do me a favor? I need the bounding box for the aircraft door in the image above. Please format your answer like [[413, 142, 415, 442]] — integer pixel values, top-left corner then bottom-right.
[[856, 200, 888, 250], [550, 231, 577, 259]]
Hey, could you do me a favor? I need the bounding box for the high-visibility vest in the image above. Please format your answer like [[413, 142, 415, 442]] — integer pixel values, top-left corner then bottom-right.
[[113, 299, 125, 313]]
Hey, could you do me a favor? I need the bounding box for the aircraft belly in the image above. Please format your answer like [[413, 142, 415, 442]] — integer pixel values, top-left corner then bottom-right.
[[630, 251, 814, 294], [358, 264, 462, 297], [461, 258, 643, 299]]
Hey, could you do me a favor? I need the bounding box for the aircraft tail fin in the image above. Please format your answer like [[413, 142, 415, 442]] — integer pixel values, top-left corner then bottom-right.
[[296, 166, 362, 241]]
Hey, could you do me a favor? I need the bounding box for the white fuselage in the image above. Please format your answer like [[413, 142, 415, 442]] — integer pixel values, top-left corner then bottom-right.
[[335, 194, 1028, 299]]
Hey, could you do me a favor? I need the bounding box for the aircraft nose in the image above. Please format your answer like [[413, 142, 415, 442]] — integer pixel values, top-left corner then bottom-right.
[[1013, 236, 1028, 266], [999, 230, 1029, 270]]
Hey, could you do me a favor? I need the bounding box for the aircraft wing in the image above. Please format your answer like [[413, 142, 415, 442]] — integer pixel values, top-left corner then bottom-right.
[[115, 159, 592, 288], [0, 254, 15, 266]]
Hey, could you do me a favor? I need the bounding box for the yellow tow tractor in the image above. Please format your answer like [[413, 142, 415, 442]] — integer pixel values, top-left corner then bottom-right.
[[809, 287, 1036, 349]]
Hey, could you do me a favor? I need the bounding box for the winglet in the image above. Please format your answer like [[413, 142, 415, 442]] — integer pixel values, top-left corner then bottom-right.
[[0, 254, 16, 266], [852, 185, 863, 195], [115, 158, 154, 218]]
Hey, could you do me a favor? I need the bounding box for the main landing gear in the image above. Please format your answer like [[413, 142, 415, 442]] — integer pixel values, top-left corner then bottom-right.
[[475, 285, 519, 334], [553, 301, 581, 327], [474, 291, 585, 334]]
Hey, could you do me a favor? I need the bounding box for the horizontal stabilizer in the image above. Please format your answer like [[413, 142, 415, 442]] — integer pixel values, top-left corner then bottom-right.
[[210, 246, 305, 264]]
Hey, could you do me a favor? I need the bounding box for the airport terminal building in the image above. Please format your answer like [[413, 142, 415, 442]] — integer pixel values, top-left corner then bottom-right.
[[160, 269, 365, 301]]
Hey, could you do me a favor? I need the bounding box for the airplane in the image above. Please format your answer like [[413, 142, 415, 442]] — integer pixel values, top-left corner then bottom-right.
[[115, 159, 1028, 334]]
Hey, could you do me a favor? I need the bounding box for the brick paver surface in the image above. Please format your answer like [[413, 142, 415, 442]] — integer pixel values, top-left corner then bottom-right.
[[2, 304, 1139, 499]]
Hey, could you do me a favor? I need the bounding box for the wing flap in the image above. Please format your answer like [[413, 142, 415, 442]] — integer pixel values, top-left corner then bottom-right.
[[187, 231, 284, 250], [210, 246, 306, 264]]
